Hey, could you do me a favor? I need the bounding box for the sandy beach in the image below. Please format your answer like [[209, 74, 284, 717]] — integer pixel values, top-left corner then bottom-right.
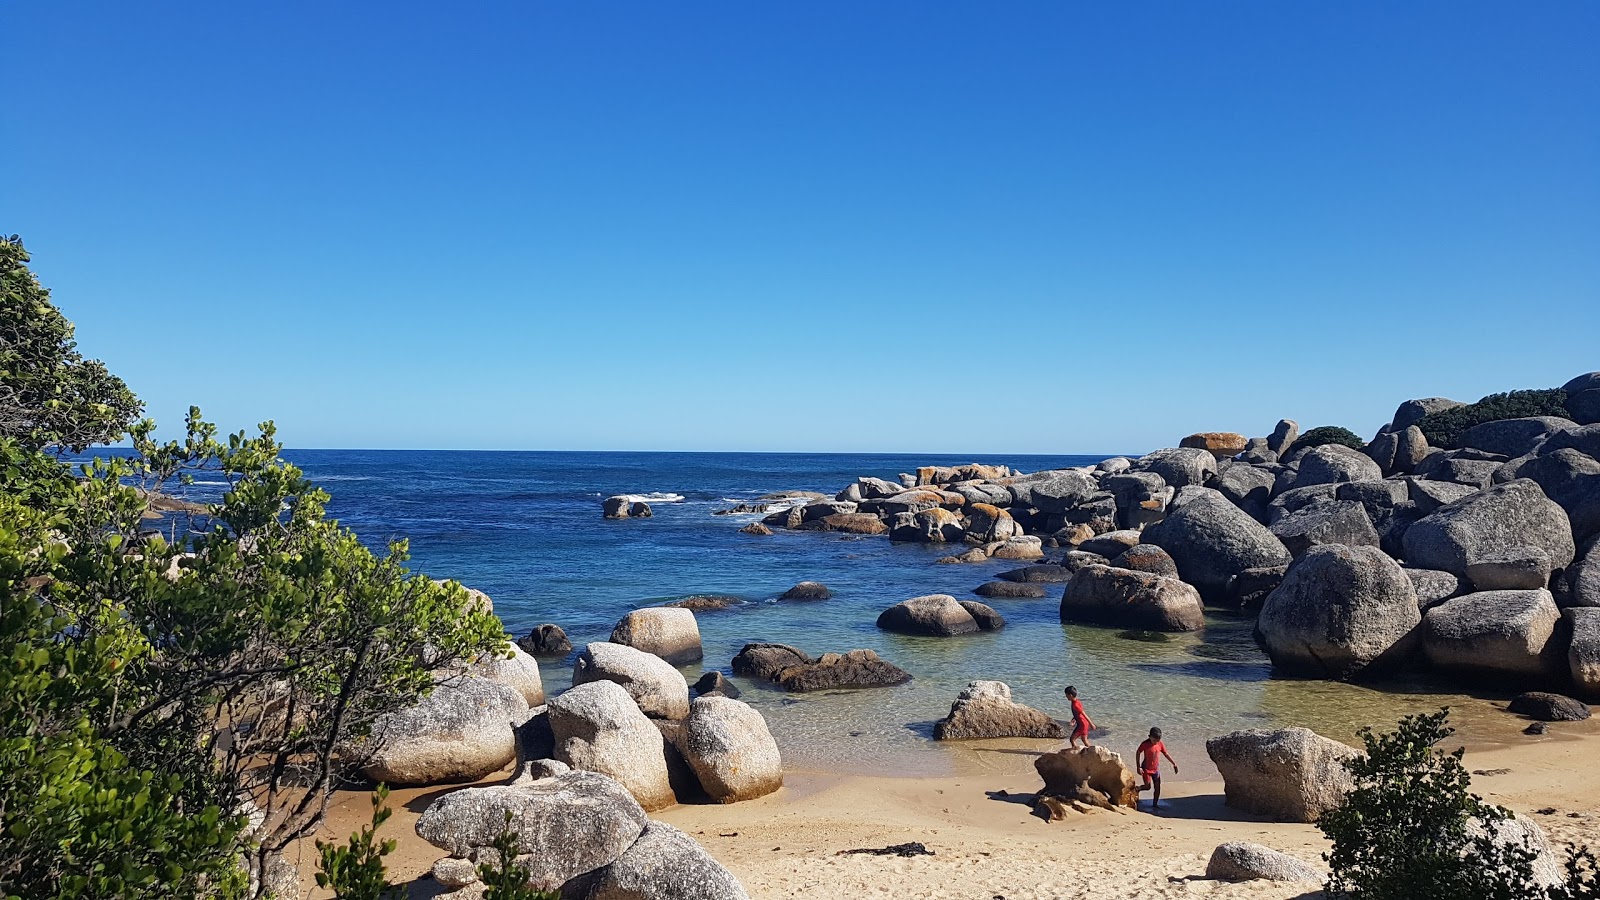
[[291, 714, 1600, 900]]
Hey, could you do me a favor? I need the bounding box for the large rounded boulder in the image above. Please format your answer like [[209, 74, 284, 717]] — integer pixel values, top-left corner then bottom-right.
[[414, 772, 648, 892], [1132, 448, 1218, 488], [680, 696, 783, 803], [1293, 445, 1383, 488], [1141, 489, 1292, 599], [877, 594, 996, 636], [1256, 544, 1421, 680], [547, 680, 677, 812], [1422, 589, 1565, 679], [1454, 416, 1577, 458], [361, 675, 528, 786], [1205, 727, 1358, 823], [1568, 608, 1600, 700], [572, 642, 690, 721], [1402, 480, 1575, 586], [1034, 746, 1141, 808], [1268, 500, 1381, 556], [730, 643, 811, 680], [469, 644, 546, 707], [609, 607, 704, 666], [933, 680, 1064, 740], [1060, 565, 1205, 632], [576, 821, 750, 900]]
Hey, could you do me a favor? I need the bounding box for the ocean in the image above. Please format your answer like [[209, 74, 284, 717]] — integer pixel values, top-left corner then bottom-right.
[[203, 450, 1497, 777]]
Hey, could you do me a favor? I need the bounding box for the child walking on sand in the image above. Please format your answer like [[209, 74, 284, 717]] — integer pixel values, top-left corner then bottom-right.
[[1064, 686, 1094, 748], [1136, 727, 1178, 812]]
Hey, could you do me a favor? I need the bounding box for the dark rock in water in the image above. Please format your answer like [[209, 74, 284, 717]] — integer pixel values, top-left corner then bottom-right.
[[933, 680, 1064, 740], [519, 624, 573, 657], [662, 595, 739, 612], [1269, 500, 1381, 556], [1060, 565, 1205, 632], [771, 649, 911, 692], [731, 643, 812, 680], [998, 564, 1074, 583], [602, 496, 654, 519], [1256, 544, 1420, 679], [1226, 565, 1288, 611], [1403, 480, 1576, 582], [1108, 544, 1180, 579], [1142, 489, 1292, 600], [714, 502, 770, 515], [877, 595, 999, 636], [1526, 721, 1549, 735], [1454, 416, 1578, 458], [692, 671, 741, 699], [779, 581, 833, 601], [975, 581, 1047, 599], [739, 522, 773, 536], [1509, 692, 1590, 722]]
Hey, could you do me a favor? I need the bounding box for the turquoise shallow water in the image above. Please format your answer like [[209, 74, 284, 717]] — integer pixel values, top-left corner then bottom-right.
[[214, 450, 1508, 777]]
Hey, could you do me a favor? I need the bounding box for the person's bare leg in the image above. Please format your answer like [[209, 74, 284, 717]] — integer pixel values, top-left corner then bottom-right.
[[1152, 775, 1162, 811]]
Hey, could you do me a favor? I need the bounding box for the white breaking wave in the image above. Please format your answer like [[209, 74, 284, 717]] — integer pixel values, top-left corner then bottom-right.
[[616, 492, 686, 504]]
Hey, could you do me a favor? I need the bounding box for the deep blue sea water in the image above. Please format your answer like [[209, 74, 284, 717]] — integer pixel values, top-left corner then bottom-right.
[[178, 450, 1492, 777]]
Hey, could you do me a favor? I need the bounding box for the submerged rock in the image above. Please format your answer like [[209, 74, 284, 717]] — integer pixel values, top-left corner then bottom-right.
[[974, 581, 1047, 599], [519, 624, 573, 657], [771, 649, 911, 692], [778, 581, 832, 601]]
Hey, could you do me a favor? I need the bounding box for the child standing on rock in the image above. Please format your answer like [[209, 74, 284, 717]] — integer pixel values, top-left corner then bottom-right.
[[1064, 686, 1094, 748], [1136, 727, 1178, 812]]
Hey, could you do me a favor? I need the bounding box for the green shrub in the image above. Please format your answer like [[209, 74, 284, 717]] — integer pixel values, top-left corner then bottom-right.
[[1415, 389, 1570, 448], [1295, 425, 1367, 451], [1320, 708, 1597, 900], [315, 786, 399, 900], [478, 814, 560, 900]]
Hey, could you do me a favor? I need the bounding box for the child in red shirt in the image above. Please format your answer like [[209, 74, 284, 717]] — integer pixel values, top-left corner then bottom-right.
[[1136, 727, 1178, 812], [1064, 686, 1094, 748]]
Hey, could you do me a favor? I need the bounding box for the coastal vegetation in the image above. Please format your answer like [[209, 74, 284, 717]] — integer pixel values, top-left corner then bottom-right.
[[1291, 425, 1368, 451], [1416, 389, 1573, 448]]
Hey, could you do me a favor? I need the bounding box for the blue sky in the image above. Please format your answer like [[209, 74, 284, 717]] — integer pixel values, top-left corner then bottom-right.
[[6, 2, 1597, 453]]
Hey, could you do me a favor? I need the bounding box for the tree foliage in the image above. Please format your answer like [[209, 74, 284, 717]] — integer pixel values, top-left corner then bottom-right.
[[1294, 425, 1367, 451], [0, 237, 142, 452], [315, 786, 399, 900], [1320, 709, 1598, 900], [0, 244, 508, 897], [1415, 388, 1571, 448]]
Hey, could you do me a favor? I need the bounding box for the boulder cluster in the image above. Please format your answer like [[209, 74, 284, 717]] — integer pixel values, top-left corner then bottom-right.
[[765, 372, 1600, 699]]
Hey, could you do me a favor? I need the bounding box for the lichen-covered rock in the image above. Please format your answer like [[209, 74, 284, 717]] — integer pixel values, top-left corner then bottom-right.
[[814, 513, 889, 535], [362, 675, 527, 786], [519, 624, 573, 657], [1180, 432, 1248, 458], [469, 644, 546, 707], [730, 643, 810, 681], [1133, 448, 1219, 488], [414, 772, 647, 892], [1402, 480, 1575, 583], [933, 680, 1064, 740], [1141, 489, 1292, 600], [1060, 565, 1205, 632], [1206, 728, 1358, 823], [572, 642, 690, 721], [574, 821, 750, 900], [1404, 567, 1462, 609], [974, 580, 1048, 599], [1268, 500, 1381, 556], [1256, 544, 1420, 679], [1206, 842, 1322, 883], [610, 607, 703, 666], [548, 681, 677, 812], [1294, 445, 1385, 488], [771, 649, 911, 692], [1108, 544, 1180, 578], [1422, 589, 1564, 679], [877, 594, 981, 636], [888, 507, 965, 543], [1034, 745, 1140, 808], [964, 503, 1022, 543], [680, 696, 782, 803], [779, 581, 832, 601]]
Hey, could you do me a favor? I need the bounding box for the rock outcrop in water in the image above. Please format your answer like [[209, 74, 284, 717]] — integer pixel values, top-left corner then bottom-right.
[[933, 680, 1064, 740]]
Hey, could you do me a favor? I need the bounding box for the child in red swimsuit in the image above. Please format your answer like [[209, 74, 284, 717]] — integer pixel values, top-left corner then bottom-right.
[[1064, 686, 1093, 748], [1136, 727, 1178, 812]]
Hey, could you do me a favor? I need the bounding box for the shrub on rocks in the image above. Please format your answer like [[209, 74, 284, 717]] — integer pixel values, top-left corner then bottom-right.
[[1206, 843, 1322, 883], [1293, 425, 1367, 451], [1422, 589, 1564, 680], [547, 681, 677, 812], [1060, 565, 1205, 632], [361, 675, 528, 786], [572, 642, 690, 721], [1415, 388, 1571, 448], [681, 696, 782, 803], [933, 681, 1064, 740], [1141, 489, 1292, 600], [1256, 544, 1421, 680], [1206, 727, 1358, 823], [610, 607, 703, 666]]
